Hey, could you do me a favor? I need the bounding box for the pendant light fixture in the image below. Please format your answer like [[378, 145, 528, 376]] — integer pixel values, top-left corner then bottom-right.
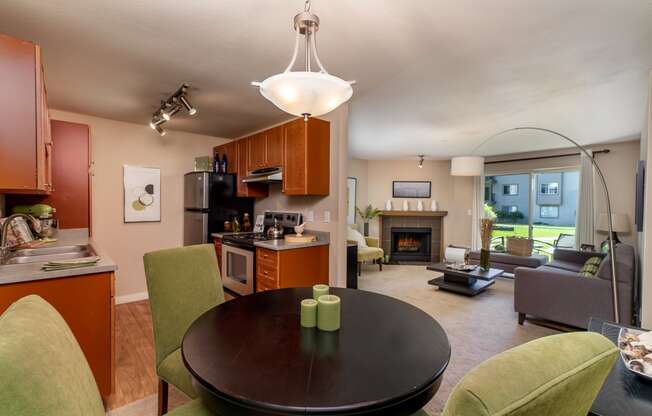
[[252, 0, 354, 120]]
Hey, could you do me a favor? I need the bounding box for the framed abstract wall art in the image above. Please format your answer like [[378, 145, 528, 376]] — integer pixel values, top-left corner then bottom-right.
[[123, 165, 161, 223]]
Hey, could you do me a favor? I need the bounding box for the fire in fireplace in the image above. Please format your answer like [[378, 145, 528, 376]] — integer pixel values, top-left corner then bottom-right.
[[390, 227, 432, 262]]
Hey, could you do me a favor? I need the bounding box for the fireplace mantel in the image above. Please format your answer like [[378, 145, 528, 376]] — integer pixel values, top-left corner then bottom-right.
[[380, 210, 448, 217]]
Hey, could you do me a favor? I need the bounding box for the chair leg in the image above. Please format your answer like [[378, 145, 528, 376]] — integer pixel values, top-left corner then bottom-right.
[[378, 258, 382, 271], [358, 262, 362, 276], [158, 379, 168, 416], [518, 313, 526, 325]]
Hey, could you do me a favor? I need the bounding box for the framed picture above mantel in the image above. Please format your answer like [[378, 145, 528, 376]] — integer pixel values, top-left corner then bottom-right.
[[392, 181, 431, 198]]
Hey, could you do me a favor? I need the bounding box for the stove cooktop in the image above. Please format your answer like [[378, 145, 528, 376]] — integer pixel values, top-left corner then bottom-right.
[[222, 232, 278, 247]]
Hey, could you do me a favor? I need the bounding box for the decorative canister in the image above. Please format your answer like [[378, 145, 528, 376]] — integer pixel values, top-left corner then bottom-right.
[[430, 200, 439, 211], [402, 200, 409, 211], [385, 200, 392, 210], [417, 200, 424, 211]]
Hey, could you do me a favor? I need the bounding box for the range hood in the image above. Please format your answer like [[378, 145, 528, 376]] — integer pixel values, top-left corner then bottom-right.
[[242, 167, 283, 183]]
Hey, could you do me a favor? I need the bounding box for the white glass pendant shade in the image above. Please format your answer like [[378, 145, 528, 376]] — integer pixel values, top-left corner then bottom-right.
[[253, 3, 353, 118], [258, 71, 353, 118], [450, 156, 485, 176]]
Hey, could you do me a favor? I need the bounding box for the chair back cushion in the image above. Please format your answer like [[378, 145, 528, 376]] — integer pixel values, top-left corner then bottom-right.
[[442, 332, 617, 416], [144, 244, 225, 366], [347, 227, 368, 248], [0, 295, 105, 416]]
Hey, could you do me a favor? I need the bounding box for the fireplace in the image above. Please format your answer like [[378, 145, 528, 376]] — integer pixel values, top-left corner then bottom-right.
[[391, 227, 432, 262]]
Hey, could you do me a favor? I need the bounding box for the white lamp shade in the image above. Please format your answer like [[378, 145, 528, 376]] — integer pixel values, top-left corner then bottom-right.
[[257, 71, 353, 118], [597, 213, 630, 233], [450, 156, 485, 176]]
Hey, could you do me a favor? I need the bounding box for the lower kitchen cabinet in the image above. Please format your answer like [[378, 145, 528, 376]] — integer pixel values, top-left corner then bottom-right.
[[255, 245, 329, 292], [0, 272, 115, 398], [213, 236, 223, 275]]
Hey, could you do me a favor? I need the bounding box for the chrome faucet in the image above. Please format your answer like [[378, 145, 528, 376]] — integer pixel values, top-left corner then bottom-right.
[[0, 213, 38, 264]]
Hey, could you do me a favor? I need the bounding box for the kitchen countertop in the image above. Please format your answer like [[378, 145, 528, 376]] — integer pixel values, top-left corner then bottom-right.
[[0, 228, 118, 285], [212, 230, 330, 251]]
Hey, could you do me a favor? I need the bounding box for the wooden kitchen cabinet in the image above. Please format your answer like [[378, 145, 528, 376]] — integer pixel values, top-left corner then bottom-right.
[[236, 137, 268, 198], [213, 141, 237, 174], [0, 272, 115, 398], [282, 118, 330, 196], [0, 34, 52, 193], [247, 126, 284, 171], [255, 245, 329, 292], [213, 236, 223, 275]]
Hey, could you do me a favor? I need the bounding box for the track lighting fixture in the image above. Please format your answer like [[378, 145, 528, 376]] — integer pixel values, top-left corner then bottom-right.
[[154, 125, 166, 136], [148, 83, 197, 134], [418, 155, 425, 168], [179, 95, 197, 116]]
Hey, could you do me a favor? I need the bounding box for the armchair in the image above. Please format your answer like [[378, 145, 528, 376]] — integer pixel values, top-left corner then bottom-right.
[[355, 236, 384, 275]]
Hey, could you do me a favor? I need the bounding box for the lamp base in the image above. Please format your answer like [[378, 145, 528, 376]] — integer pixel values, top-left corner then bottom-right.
[[600, 232, 620, 253]]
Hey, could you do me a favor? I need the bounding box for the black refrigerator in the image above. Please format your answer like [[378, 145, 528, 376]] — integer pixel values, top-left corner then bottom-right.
[[183, 172, 254, 245]]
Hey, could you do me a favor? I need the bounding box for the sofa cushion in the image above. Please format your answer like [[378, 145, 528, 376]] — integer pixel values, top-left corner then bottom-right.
[[469, 251, 547, 268], [596, 243, 635, 284], [579, 257, 602, 277], [547, 259, 583, 273]]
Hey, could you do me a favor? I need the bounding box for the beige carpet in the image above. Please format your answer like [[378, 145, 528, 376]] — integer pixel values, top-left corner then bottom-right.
[[108, 265, 558, 416]]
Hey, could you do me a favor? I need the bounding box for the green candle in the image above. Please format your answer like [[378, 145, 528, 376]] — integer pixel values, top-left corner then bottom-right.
[[300, 299, 318, 328], [312, 284, 329, 300], [317, 294, 341, 331]]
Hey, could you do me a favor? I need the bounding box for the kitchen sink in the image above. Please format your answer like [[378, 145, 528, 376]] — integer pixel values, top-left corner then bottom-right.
[[3, 244, 97, 265]]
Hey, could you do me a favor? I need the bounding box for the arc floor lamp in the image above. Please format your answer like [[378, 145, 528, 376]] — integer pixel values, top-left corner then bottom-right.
[[451, 127, 620, 323]]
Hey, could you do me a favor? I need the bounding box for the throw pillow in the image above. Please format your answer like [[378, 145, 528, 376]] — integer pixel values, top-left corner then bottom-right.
[[347, 227, 368, 248], [579, 257, 602, 277]]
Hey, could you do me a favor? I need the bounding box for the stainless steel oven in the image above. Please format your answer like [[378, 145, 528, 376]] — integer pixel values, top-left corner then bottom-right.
[[221, 243, 254, 296]]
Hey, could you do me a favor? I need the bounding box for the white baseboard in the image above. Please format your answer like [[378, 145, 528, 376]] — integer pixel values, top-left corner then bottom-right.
[[115, 291, 149, 305]]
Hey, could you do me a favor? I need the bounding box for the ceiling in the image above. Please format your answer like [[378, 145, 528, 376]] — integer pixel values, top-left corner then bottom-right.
[[1, 0, 651, 159]]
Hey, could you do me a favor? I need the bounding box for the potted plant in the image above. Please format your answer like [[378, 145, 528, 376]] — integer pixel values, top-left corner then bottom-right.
[[356, 205, 381, 237]]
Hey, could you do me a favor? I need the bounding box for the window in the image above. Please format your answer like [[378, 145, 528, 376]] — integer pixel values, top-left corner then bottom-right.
[[540, 182, 559, 195], [502, 205, 518, 213], [540, 205, 559, 218], [503, 184, 518, 195]]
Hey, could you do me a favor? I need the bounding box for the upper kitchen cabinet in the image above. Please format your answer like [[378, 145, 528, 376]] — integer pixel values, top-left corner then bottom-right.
[[236, 137, 268, 198], [247, 126, 284, 171], [283, 118, 330, 196], [213, 141, 237, 174], [0, 34, 52, 193]]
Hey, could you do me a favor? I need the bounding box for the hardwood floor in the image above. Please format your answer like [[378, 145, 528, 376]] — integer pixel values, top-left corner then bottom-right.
[[107, 292, 235, 410], [106, 300, 158, 410]]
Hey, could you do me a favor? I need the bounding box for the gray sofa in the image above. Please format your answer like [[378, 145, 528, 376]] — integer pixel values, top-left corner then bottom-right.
[[514, 244, 635, 328], [468, 250, 548, 273]]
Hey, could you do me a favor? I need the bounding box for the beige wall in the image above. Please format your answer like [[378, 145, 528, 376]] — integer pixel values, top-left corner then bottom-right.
[[254, 106, 349, 287], [50, 110, 228, 300], [346, 158, 368, 230], [348, 159, 473, 248], [642, 71, 652, 327], [486, 139, 641, 249]]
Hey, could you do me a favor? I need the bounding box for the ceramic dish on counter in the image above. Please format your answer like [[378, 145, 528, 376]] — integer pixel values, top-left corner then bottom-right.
[[618, 327, 652, 380]]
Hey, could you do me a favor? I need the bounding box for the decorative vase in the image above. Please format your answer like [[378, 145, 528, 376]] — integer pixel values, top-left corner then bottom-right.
[[402, 200, 409, 211], [363, 222, 369, 236], [480, 248, 490, 272], [430, 200, 439, 211], [385, 200, 392, 210], [417, 200, 424, 211]]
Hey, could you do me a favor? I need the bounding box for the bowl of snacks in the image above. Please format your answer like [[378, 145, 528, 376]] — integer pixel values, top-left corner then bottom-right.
[[618, 328, 652, 380]]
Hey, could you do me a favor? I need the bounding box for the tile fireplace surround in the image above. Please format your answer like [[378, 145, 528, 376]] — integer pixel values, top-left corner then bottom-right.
[[379, 211, 448, 263]]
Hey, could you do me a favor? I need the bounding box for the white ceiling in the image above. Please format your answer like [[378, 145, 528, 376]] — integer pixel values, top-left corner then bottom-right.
[[1, 0, 651, 159]]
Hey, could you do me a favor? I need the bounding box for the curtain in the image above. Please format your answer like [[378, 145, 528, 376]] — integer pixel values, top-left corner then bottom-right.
[[576, 150, 594, 248], [471, 175, 484, 250]]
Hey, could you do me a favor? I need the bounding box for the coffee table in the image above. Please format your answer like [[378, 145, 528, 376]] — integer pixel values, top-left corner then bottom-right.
[[426, 263, 503, 296]]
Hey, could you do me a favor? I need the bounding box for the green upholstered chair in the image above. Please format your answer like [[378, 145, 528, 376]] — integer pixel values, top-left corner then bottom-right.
[[144, 244, 225, 415], [442, 332, 618, 416], [357, 236, 384, 274], [0, 295, 215, 416]]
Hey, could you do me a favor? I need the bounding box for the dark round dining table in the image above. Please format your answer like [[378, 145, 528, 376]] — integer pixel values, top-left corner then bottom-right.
[[182, 287, 450, 416]]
